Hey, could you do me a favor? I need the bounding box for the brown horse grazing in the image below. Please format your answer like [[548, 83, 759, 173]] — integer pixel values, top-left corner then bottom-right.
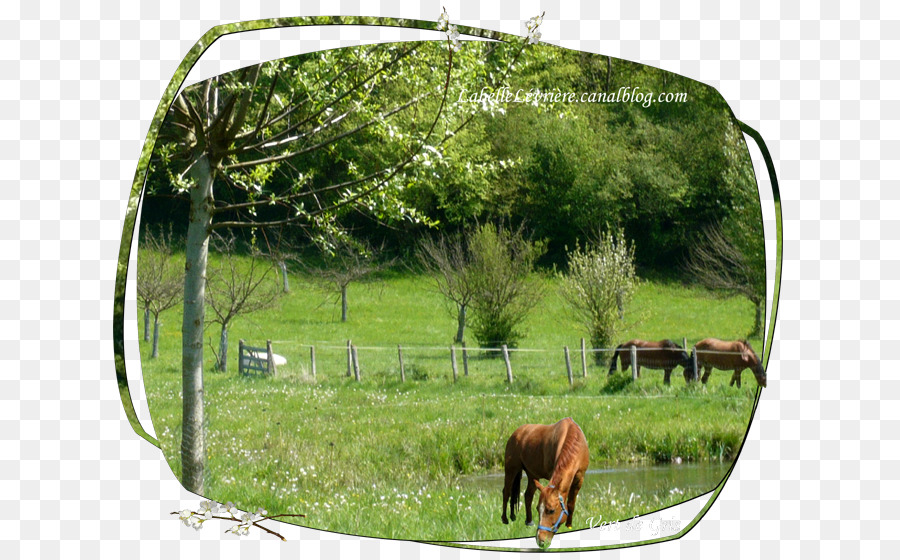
[[501, 417, 590, 550], [694, 338, 767, 388], [607, 339, 696, 384]]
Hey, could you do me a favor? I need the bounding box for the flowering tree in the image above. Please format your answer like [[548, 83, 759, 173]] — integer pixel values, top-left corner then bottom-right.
[[559, 227, 637, 359]]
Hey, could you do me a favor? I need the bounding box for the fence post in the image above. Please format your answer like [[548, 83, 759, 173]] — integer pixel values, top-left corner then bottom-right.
[[462, 342, 469, 376], [692, 346, 699, 382], [398, 345, 405, 382], [683, 337, 688, 351], [503, 344, 513, 383], [352, 345, 361, 381], [346, 340, 352, 377], [310, 345, 316, 378], [267, 340, 276, 376], [630, 345, 638, 380], [565, 346, 573, 387], [238, 339, 245, 375], [581, 338, 588, 378], [451, 346, 458, 382]]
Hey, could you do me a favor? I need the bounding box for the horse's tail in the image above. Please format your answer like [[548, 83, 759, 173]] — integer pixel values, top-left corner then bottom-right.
[[607, 345, 622, 376], [510, 469, 522, 518]]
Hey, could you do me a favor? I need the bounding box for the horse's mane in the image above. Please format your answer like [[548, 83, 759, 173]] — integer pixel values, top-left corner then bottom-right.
[[661, 339, 679, 348], [739, 339, 758, 357], [551, 421, 584, 487]]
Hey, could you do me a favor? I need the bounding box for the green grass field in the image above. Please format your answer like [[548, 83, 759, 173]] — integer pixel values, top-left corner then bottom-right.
[[139, 260, 761, 541]]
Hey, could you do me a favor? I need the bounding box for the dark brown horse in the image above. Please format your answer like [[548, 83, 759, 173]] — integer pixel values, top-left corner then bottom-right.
[[502, 417, 590, 550], [607, 339, 695, 384], [694, 338, 767, 388]]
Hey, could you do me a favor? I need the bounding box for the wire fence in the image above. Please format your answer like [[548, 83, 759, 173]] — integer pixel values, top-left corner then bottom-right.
[[237, 338, 752, 387]]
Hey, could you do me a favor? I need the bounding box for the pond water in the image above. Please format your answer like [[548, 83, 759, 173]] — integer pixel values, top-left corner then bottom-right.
[[460, 461, 731, 498]]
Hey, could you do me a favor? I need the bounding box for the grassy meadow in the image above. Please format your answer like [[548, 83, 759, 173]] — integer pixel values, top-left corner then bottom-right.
[[139, 254, 761, 541]]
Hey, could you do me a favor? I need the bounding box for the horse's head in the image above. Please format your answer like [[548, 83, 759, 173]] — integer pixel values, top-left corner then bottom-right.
[[533, 479, 569, 550], [741, 341, 767, 387], [682, 350, 696, 378]]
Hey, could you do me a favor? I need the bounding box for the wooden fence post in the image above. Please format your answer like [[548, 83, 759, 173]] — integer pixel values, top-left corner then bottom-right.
[[310, 345, 316, 378], [462, 342, 469, 376], [398, 345, 405, 382], [630, 345, 638, 380], [692, 346, 699, 382], [266, 340, 276, 376], [502, 344, 513, 383], [346, 340, 352, 377], [683, 337, 688, 351], [451, 346, 458, 382], [352, 345, 361, 381], [581, 338, 588, 378], [565, 346, 573, 387], [238, 339, 245, 375]]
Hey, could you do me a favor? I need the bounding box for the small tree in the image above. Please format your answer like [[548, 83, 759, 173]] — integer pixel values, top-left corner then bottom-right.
[[417, 232, 477, 343], [684, 222, 765, 337], [303, 233, 392, 323], [559, 228, 637, 361], [467, 223, 545, 349], [206, 236, 282, 371], [136, 227, 184, 358]]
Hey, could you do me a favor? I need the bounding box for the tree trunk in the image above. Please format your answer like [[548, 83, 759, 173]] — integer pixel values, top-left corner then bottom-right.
[[341, 285, 348, 322], [143, 307, 150, 342], [455, 303, 467, 343], [280, 261, 289, 293], [181, 153, 214, 494], [217, 325, 228, 372], [151, 315, 161, 359]]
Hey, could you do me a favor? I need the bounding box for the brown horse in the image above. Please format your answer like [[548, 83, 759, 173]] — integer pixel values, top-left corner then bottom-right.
[[502, 417, 590, 550], [607, 339, 696, 384], [694, 338, 767, 388]]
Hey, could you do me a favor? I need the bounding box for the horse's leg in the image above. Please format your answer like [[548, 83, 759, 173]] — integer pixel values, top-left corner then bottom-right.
[[524, 477, 537, 526], [730, 370, 741, 388], [701, 366, 711, 384], [663, 368, 671, 385], [502, 458, 519, 524], [501, 470, 511, 524], [565, 472, 585, 528]]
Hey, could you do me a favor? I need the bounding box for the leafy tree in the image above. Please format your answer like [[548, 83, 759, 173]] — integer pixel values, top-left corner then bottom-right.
[[559, 228, 637, 361], [467, 223, 545, 349], [136, 227, 183, 359]]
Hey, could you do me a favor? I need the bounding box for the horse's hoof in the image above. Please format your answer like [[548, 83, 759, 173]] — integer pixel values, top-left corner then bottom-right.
[[525, 521, 535, 527], [502, 518, 509, 525]]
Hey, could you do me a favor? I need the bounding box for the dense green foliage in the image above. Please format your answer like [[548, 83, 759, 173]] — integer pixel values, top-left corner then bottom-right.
[[142, 41, 764, 278]]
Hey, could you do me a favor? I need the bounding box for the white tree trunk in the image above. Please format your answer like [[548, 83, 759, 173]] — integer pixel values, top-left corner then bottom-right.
[[181, 154, 214, 494], [280, 261, 289, 293], [151, 315, 161, 359], [455, 303, 467, 343], [217, 325, 228, 372], [143, 307, 150, 342]]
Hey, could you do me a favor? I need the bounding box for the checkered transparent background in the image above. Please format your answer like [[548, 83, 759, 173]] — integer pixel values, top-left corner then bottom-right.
[[1, 0, 896, 558]]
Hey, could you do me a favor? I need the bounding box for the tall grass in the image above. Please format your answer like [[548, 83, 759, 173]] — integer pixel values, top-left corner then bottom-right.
[[138, 257, 760, 540]]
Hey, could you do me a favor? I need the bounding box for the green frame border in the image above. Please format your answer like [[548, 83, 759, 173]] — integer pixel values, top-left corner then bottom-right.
[[112, 16, 783, 551]]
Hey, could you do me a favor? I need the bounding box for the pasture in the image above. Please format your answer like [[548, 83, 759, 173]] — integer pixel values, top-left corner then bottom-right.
[[139, 259, 761, 541]]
